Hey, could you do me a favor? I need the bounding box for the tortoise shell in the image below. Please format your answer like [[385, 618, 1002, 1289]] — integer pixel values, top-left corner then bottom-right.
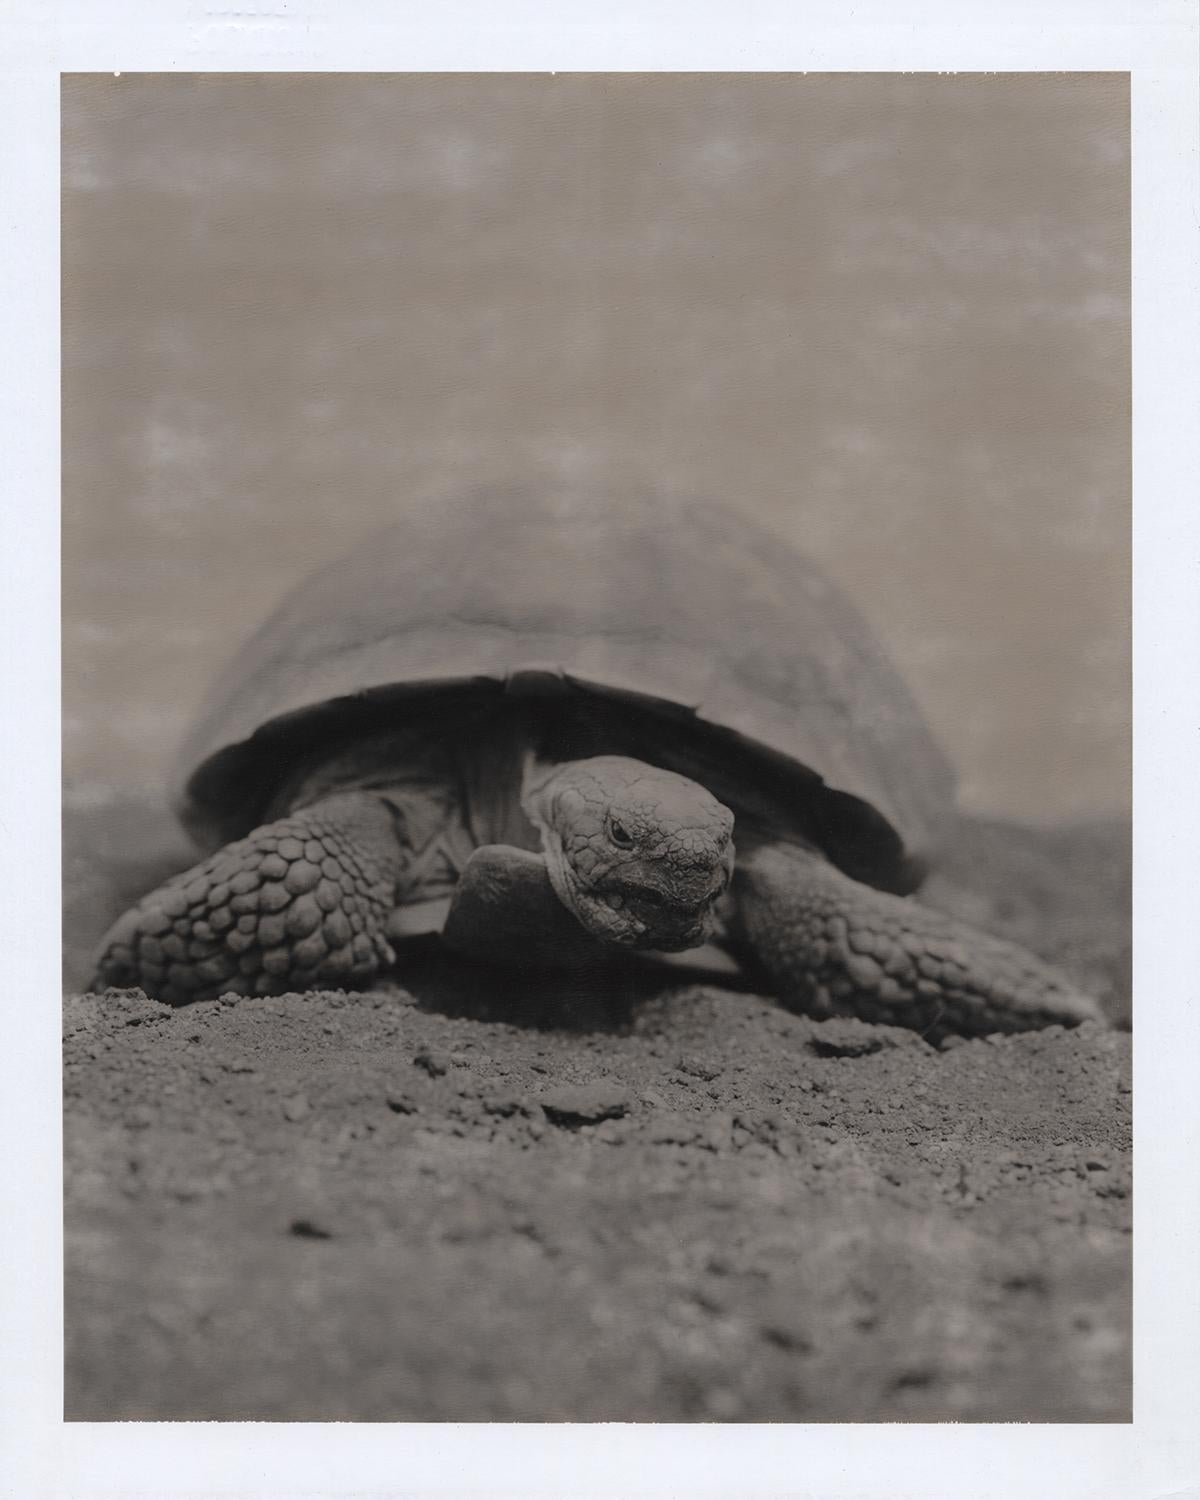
[[173, 488, 956, 893]]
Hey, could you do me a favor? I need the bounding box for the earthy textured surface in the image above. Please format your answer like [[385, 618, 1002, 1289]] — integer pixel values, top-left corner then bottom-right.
[[64, 792, 1131, 1422]]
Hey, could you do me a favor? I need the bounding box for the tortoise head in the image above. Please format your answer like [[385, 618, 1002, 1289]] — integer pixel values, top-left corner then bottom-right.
[[523, 755, 735, 951]]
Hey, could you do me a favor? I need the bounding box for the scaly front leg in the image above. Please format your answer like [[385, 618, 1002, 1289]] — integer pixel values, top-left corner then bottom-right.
[[92, 792, 409, 1004], [734, 843, 1104, 1041]]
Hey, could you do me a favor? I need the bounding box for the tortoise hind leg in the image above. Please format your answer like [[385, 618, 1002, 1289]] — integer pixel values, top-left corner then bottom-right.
[[92, 791, 409, 1004], [734, 843, 1104, 1041]]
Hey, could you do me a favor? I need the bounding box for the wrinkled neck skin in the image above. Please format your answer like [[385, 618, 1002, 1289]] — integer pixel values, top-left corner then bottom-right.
[[522, 752, 736, 951]]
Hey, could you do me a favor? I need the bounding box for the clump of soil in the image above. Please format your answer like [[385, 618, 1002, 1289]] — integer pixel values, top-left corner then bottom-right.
[[63, 792, 1131, 1422]]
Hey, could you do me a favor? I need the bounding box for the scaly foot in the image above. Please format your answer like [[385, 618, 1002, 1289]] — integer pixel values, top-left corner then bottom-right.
[[92, 792, 407, 1004], [736, 843, 1104, 1040]]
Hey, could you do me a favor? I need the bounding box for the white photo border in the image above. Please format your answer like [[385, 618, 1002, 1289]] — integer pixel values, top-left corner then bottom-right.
[[2, 2, 1197, 1496]]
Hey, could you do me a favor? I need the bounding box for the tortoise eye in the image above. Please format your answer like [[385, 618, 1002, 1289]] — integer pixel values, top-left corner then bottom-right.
[[608, 819, 634, 848]]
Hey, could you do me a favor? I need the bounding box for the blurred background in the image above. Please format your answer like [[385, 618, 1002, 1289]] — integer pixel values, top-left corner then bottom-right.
[[62, 72, 1129, 825]]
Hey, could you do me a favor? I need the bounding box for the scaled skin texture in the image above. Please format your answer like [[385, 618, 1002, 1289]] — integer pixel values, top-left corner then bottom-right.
[[523, 756, 736, 951], [735, 845, 1104, 1042], [94, 792, 406, 1005], [95, 756, 1104, 1041]]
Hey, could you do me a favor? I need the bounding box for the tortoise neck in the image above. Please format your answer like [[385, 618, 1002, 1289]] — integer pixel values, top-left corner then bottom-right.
[[459, 715, 543, 851]]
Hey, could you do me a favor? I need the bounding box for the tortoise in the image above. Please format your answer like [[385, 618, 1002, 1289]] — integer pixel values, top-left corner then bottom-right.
[[93, 488, 1103, 1039]]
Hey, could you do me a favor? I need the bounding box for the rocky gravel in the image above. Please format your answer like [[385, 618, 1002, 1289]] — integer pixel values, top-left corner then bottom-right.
[[64, 795, 1131, 1422]]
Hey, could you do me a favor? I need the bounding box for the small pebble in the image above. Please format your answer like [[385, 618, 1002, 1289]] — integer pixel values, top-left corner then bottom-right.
[[649, 1112, 700, 1146], [676, 1055, 723, 1082], [760, 1316, 814, 1354], [482, 1092, 527, 1117], [288, 1218, 332, 1240], [540, 1081, 630, 1126], [808, 1021, 888, 1059]]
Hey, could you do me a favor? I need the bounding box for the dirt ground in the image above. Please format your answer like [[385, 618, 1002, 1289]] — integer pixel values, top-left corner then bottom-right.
[[63, 790, 1131, 1422]]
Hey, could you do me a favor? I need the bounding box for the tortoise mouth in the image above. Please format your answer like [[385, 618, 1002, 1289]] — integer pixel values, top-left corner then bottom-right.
[[584, 868, 729, 951]]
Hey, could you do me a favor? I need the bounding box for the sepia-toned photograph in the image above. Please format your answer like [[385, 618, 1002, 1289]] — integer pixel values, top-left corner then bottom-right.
[[62, 70, 1131, 1423]]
